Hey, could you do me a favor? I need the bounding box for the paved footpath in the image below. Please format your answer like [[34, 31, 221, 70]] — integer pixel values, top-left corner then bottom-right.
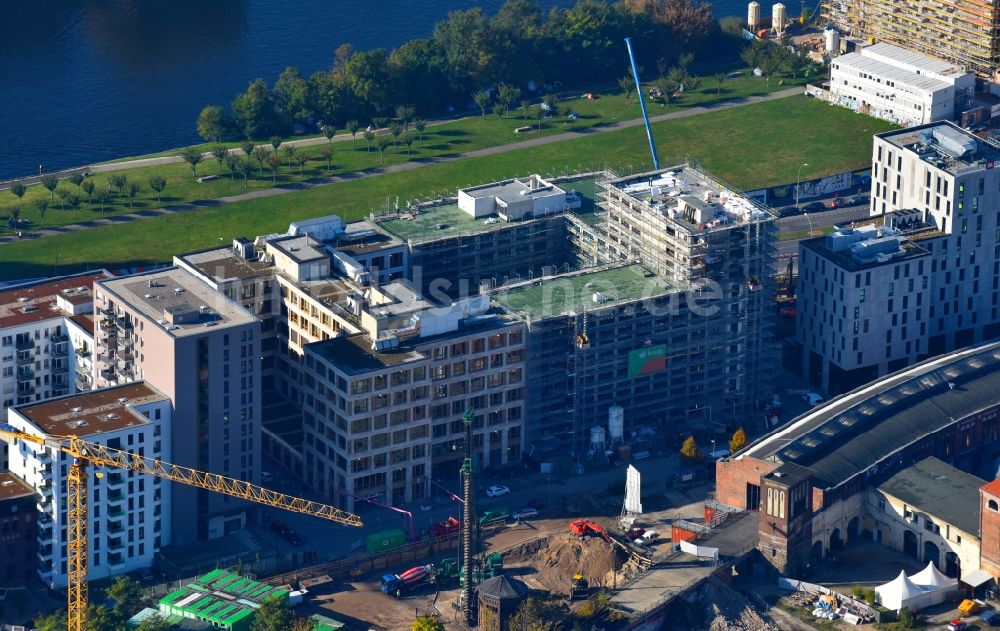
[[0, 87, 803, 245]]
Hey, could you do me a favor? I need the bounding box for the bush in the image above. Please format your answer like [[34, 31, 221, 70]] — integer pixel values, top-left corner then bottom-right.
[[897, 608, 914, 629], [851, 586, 864, 598], [864, 588, 878, 604]]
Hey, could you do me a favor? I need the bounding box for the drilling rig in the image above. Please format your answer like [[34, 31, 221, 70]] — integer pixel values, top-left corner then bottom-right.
[[460, 408, 477, 625]]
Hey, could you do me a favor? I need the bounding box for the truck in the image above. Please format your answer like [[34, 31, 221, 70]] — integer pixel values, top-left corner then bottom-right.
[[479, 508, 509, 529], [380, 564, 434, 597], [366, 528, 407, 555], [432, 516, 460, 537]]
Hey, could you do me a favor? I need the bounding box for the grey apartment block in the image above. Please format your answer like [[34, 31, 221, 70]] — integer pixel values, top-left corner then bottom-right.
[[798, 122, 1000, 394], [301, 318, 526, 512]]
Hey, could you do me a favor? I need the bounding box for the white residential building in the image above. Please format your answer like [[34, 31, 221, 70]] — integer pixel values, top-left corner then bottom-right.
[[828, 43, 975, 126], [5, 382, 172, 587], [0, 272, 108, 471], [797, 122, 1000, 393]]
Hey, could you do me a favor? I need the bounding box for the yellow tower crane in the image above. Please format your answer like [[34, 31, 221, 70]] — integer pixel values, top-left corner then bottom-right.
[[0, 422, 362, 631]]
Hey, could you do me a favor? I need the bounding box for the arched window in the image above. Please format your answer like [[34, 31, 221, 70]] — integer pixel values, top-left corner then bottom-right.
[[989, 499, 998, 511]]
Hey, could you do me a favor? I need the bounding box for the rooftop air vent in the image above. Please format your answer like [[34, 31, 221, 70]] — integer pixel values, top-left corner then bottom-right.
[[117, 398, 127, 403], [174, 287, 184, 294], [71, 407, 83, 413], [105, 413, 118, 420], [17, 297, 28, 303], [144, 294, 155, 299]]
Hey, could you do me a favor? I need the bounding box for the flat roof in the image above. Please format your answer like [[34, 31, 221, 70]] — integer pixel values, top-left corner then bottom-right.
[[835, 52, 950, 93], [862, 42, 969, 79], [462, 176, 564, 204], [878, 457, 984, 536], [493, 264, 674, 318], [878, 122, 1000, 176], [800, 230, 932, 272], [335, 220, 404, 257], [0, 472, 35, 502], [270, 235, 327, 263], [177, 246, 275, 283], [14, 382, 166, 438], [308, 334, 426, 375], [741, 341, 1000, 489], [98, 268, 257, 337], [0, 271, 108, 330]]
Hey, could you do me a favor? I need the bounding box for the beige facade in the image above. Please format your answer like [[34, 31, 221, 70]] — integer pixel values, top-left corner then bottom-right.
[[94, 268, 261, 544]]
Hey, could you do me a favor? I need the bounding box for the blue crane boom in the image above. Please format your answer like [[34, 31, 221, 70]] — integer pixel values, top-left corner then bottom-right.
[[624, 37, 660, 170]]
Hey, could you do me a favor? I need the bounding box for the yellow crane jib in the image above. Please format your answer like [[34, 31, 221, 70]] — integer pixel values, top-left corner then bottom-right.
[[0, 422, 362, 631]]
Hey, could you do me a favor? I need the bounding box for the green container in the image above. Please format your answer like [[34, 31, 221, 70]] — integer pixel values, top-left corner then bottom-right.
[[366, 528, 407, 555], [479, 508, 508, 525]]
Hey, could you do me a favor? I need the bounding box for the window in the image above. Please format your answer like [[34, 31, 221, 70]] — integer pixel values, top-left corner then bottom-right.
[[990, 499, 999, 511]]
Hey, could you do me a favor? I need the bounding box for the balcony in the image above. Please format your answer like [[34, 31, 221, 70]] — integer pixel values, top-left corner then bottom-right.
[[17, 384, 35, 397], [37, 546, 53, 561], [108, 505, 125, 518], [37, 496, 51, 511], [108, 488, 124, 502], [51, 332, 69, 343], [107, 472, 125, 487], [51, 344, 69, 358], [108, 520, 124, 534], [38, 524, 52, 540], [108, 536, 125, 550], [16, 352, 33, 366], [108, 553, 127, 569], [15, 338, 34, 350], [16, 367, 34, 382]]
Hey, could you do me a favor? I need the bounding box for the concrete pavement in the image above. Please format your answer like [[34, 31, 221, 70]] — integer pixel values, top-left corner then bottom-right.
[[1, 86, 806, 246]]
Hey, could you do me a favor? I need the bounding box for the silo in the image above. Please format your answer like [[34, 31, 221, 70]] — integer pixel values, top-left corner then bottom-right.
[[824, 25, 841, 55], [608, 406, 625, 446], [772, 3, 787, 35], [748, 1, 761, 32]]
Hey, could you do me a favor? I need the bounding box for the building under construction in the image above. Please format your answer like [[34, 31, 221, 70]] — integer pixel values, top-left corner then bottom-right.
[[822, 0, 1000, 78]]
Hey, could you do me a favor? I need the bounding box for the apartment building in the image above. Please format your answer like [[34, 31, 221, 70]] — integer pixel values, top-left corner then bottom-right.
[[0, 271, 108, 470], [94, 268, 261, 544], [5, 383, 172, 587], [823, 0, 1000, 78], [0, 472, 36, 585], [301, 304, 526, 511], [828, 43, 975, 126], [797, 122, 1000, 393]]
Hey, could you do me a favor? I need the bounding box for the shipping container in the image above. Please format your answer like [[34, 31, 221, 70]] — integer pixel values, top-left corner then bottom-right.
[[366, 528, 407, 555]]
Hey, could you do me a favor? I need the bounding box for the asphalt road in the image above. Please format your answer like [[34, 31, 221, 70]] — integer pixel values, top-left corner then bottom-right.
[[776, 196, 872, 260]]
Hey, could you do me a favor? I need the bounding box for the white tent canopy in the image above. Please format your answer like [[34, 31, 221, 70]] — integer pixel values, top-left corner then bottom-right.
[[876, 570, 940, 611], [910, 562, 957, 590]]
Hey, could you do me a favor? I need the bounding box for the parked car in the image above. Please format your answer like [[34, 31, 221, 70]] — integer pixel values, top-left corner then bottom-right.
[[826, 198, 844, 209], [778, 206, 801, 217], [803, 201, 826, 213], [948, 620, 970, 631], [486, 484, 511, 498], [511, 507, 539, 520], [845, 195, 869, 206], [802, 392, 825, 407]]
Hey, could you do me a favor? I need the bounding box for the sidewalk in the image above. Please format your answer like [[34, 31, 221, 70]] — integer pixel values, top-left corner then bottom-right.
[[0, 87, 804, 247]]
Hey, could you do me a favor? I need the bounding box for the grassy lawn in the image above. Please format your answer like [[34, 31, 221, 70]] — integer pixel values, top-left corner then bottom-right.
[[0, 69, 810, 239], [0, 96, 892, 280], [780, 226, 836, 240]]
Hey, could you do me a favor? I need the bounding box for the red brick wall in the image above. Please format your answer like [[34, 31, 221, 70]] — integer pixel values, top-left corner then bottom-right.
[[716, 456, 778, 509], [982, 490, 1000, 576]]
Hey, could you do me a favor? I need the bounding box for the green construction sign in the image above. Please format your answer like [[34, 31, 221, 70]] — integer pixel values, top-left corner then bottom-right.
[[627, 344, 667, 378]]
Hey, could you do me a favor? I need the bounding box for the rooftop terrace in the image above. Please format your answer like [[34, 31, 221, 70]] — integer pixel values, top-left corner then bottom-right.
[[0, 271, 108, 329], [880, 122, 1000, 176], [493, 264, 672, 318], [177, 246, 275, 284]]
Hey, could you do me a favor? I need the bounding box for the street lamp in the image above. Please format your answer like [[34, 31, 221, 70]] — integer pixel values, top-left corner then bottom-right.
[[796, 163, 815, 237]]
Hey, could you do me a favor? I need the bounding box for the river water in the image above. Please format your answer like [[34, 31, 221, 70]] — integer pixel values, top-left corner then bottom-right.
[[0, 0, 744, 180]]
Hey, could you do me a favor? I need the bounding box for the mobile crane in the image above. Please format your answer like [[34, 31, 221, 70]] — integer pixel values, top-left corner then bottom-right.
[[0, 423, 363, 631]]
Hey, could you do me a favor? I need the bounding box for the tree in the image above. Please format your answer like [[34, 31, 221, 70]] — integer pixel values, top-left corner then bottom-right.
[[180, 148, 204, 178], [343, 49, 390, 111], [520, 98, 530, 123], [363, 129, 375, 153], [148, 175, 167, 202], [680, 435, 702, 463], [395, 104, 415, 130], [372, 116, 389, 130], [9, 205, 19, 226], [497, 83, 521, 115], [273, 66, 312, 126], [136, 614, 172, 631], [68, 173, 84, 188], [374, 135, 391, 165], [232, 78, 278, 139], [413, 118, 426, 141], [293, 153, 308, 175], [282, 144, 297, 170], [618, 75, 636, 104], [241, 141, 256, 158], [93, 190, 110, 214], [558, 104, 572, 124], [65, 192, 81, 211], [109, 174, 128, 198], [9, 183, 25, 213], [56, 187, 72, 210], [237, 157, 255, 189], [347, 119, 361, 147], [40, 174, 59, 203], [32, 200, 48, 226], [402, 132, 415, 158], [107, 575, 146, 624], [34, 610, 67, 631], [508, 596, 567, 631], [252, 146, 272, 169], [265, 152, 282, 181], [225, 154, 241, 179], [729, 427, 748, 454], [543, 93, 559, 111], [533, 104, 545, 131], [85, 604, 114, 631], [270, 135, 283, 152], [197, 105, 227, 142], [212, 145, 229, 169], [323, 124, 337, 145], [714, 72, 726, 96], [472, 89, 491, 117], [124, 182, 142, 210], [291, 617, 314, 631], [493, 102, 505, 127], [250, 597, 293, 631], [319, 145, 334, 172], [411, 614, 445, 631], [389, 123, 404, 147], [898, 607, 914, 628], [80, 179, 95, 203]]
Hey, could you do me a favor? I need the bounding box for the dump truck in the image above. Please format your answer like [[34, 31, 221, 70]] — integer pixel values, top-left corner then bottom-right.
[[380, 564, 433, 597], [570, 574, 590, 600]]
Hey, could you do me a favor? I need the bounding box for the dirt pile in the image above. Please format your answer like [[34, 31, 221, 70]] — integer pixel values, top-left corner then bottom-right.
[[504, 535, 628, 594], [697, 578, 779, 631]]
